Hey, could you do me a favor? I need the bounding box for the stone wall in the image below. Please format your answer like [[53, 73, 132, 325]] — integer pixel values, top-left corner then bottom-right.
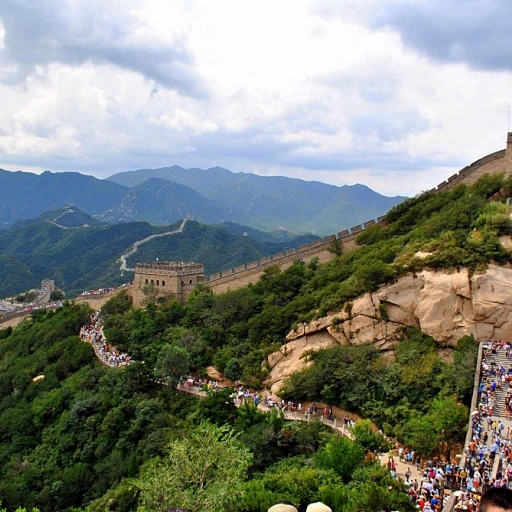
[[0, 303, 62, 327], [0, 314, 31, 329], [208, 224, 370, 293], [429, 149, 507, 193], [74, 286, 134, 310], [209, 132, 512, 295]]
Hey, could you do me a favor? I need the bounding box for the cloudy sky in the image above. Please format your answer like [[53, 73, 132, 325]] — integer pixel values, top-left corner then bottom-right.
[[0, 0, 511, 196]]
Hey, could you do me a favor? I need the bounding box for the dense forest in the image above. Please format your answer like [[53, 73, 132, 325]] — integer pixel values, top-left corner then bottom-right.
[[2, 173, 511, 511], [0, 304, 414, 512]]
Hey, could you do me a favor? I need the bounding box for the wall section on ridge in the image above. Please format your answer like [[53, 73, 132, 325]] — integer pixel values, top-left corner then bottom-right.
[[208, 132, 512, 295]]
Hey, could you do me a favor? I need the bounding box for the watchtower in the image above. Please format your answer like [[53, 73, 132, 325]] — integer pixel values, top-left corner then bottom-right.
[[132, 261, 205, 307], [504, 132, 512, 176]]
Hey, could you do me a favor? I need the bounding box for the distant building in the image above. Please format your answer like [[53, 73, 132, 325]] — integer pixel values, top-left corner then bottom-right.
[[132, 261, 205, 307], [41, 279, 55, 293], [37, 279, 55, 304]]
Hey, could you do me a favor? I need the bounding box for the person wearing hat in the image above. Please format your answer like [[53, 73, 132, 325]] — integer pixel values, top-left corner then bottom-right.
[[306, 503, 332, 512], [267, 502, 298, 512]]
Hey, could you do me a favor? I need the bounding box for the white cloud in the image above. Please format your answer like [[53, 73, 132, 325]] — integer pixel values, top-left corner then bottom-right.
[[0, 0, 511, 197], [156, 109, 218, 135]]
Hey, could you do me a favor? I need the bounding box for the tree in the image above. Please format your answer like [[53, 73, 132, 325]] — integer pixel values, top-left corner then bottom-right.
[[400, 415, 438, 457], [154, 345, 190, 385], [102, 290, 132, 316], [142, 282, 158, 306], [315, 436, 365, 484], [50, 289, 65, 301], [224, 357, 241, 380], [0, 504, 40, 512], [351, 419, 388, 453], [348, 463, 415, 512], [241, 458, 341, 512], [193, 388, 238, 426], [430, 395, 468, 459], [328, 237, 343, 256], [136, 422, 252, 512]]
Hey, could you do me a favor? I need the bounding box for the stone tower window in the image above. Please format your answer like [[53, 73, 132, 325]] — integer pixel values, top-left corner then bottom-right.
[[162, 280, 165, 287], [145, 279, 148, 284], [156, 280, 160, 286]]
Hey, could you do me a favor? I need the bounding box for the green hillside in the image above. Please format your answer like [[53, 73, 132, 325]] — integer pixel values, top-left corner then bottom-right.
[[124, 220, 319, 273], [1, 173, 511, 511], [0, 218, 164, 297], [0, 213, 319, 298], [0, 305, 415, 512]]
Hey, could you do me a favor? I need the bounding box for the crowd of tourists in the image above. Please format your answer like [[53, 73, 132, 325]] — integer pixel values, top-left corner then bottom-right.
[[79, 287, 116, 296], [178, 375, 223, 391], [445, 339, 512, 510], [80, 313, 132, 367], [372, 340, 512, 510]]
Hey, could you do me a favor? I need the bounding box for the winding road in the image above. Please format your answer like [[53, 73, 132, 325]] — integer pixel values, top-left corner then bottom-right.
[[119, 215, 191, 272]]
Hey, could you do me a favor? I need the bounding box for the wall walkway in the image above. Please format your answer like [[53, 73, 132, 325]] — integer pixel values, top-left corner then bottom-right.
[[176, 383, 355, 438], [0, 302, 63, 327]]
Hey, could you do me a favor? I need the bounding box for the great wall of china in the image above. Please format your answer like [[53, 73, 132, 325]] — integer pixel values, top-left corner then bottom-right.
[[2, 137, 510, 512], [2, 132, 512, 324], [205, 132, 512, 293]]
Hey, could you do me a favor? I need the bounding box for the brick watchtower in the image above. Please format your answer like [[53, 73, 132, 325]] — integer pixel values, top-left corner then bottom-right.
[[504, 132, 512, 177], [132, 261, 205, 307]]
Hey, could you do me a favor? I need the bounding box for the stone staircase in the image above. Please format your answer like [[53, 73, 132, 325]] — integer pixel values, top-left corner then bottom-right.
[[481, 348, 512, 480], [484, 350, 510, 417]]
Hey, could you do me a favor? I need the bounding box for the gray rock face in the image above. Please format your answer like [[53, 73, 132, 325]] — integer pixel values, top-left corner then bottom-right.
[[265, 264, 512, 393]]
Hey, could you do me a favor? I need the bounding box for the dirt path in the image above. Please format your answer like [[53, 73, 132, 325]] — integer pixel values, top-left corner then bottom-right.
[[378, 452, 423, 483]]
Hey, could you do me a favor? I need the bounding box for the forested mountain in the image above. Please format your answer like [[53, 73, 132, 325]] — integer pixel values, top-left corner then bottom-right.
[[0, 169, 127, 229], [0, 167, 404, 235], [0, 208, 319, 298], [108, 165, 406, 234], [0, 304, 416, 512], [97, 178, 235, 225]]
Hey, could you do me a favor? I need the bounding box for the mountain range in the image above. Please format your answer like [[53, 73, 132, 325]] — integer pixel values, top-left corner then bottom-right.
[[0, 166, 405, 235]]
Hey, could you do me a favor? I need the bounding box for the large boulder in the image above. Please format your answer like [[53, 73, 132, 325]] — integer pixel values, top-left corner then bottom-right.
[[265, 264, 512, 393]]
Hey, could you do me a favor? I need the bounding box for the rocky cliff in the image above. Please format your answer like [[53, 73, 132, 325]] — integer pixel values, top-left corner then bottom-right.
[[265, 264, 512, 393]]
